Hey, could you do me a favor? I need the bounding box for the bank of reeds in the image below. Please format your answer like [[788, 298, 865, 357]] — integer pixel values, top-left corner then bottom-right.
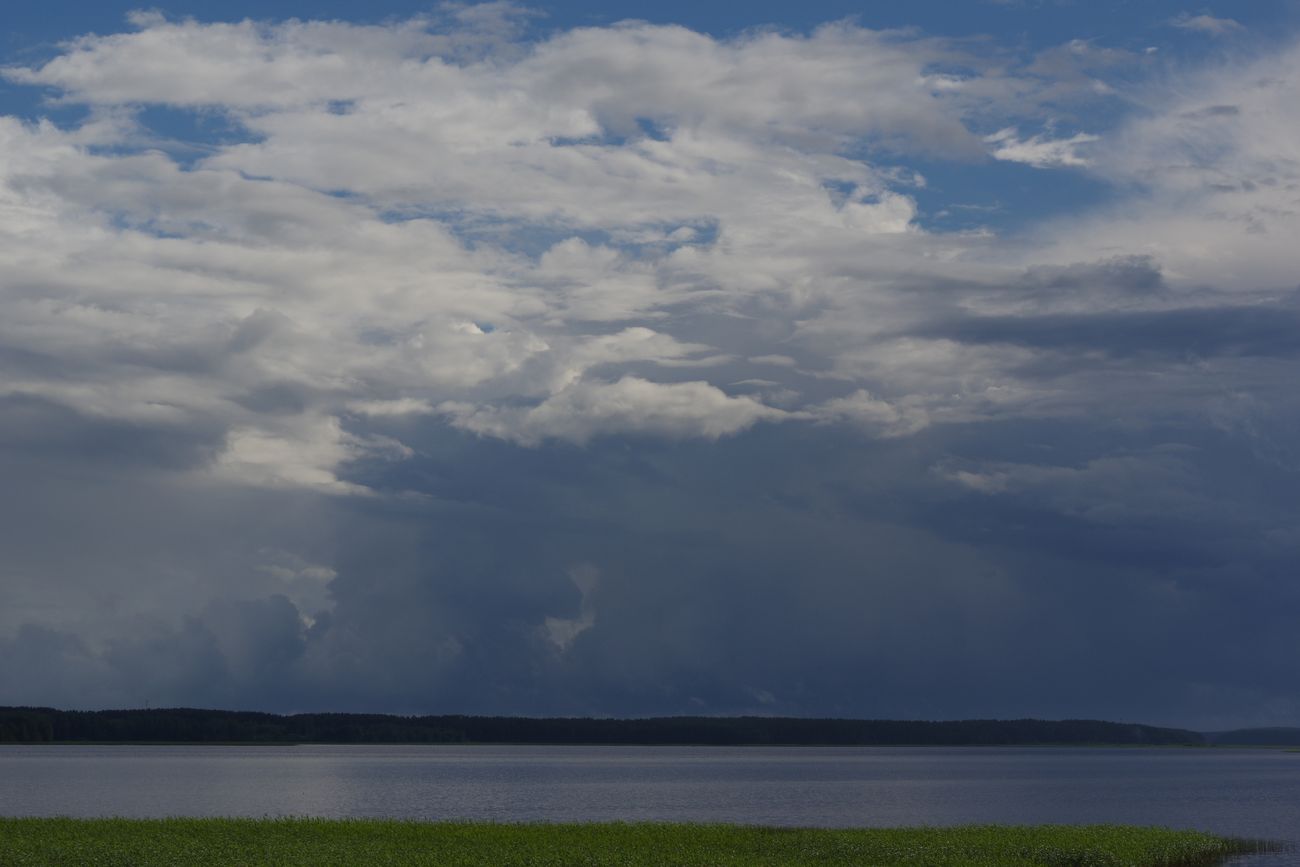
[[0, 818, 1267, 866]]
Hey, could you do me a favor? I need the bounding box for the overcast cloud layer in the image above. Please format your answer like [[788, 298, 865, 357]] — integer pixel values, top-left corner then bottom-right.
[[1, 5, 1298, 728]]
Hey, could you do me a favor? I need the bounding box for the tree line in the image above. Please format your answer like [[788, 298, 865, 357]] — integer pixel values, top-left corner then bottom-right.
[[0, 707, 1207, 745]]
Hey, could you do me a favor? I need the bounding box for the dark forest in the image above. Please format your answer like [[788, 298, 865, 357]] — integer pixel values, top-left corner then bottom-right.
[[0, 708, 1211, 746]]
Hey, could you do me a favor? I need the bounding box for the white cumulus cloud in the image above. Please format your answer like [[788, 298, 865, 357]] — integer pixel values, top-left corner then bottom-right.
[[440, 376, 786, 445], [985, 128, 1099, 168]]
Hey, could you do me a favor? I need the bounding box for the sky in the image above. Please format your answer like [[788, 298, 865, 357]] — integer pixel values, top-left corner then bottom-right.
[[0, 0, 1298, 730]]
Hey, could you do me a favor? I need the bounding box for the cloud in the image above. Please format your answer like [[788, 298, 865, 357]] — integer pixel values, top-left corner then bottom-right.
[[985, 128, 1099, 168], [7, 17, 988, 154], [347, 398, 437, 417], [0, 16, 1020, 469], [921, 298, 1300, 361], [1028, 36, 1300, 290], [812, 390, 930, 438], [214, 415, 396, 495], [0, 10, 1297, 727], [1170, 13, 1245, 36], [441, 376, 786, 445]]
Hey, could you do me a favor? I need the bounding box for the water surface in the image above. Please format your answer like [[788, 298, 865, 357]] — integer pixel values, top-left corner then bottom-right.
[[1, 745, 1295, 863]]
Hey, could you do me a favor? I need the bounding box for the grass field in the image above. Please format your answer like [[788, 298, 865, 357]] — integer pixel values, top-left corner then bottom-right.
[[0, 819, 1263, 866]]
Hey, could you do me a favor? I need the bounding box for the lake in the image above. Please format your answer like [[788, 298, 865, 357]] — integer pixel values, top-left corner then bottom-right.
[[1, 745, 1296, 864]]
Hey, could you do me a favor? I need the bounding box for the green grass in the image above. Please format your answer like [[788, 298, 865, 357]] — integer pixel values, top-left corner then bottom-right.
[[0, 819, 1264, 866]]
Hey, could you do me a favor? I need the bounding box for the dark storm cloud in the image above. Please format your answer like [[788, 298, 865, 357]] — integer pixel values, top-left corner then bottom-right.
[[0, 394, 224, 469], [922, 303, 1300, 360], [1, 408, 1297, 728], [208, 418, 1295, 725]]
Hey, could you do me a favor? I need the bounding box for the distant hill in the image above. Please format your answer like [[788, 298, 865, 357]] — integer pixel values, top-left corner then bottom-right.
[[1205, 727, 1300, 746], [0, 707, 1206, 746]]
